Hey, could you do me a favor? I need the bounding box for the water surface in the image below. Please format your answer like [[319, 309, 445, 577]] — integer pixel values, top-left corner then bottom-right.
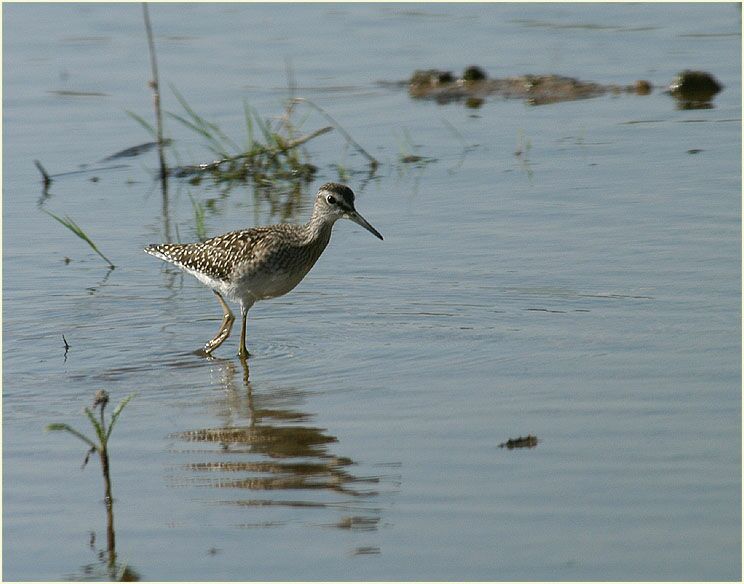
[[3, 3, 741, 581]]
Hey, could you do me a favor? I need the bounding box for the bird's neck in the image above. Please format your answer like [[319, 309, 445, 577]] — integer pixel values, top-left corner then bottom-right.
[[305, 210, 336, 246]]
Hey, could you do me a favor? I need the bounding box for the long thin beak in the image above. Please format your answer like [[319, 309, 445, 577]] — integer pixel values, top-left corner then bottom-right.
[[347, 210, 384, 240]]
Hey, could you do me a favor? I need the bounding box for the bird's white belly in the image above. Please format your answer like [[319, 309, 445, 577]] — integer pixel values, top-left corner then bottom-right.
[[234, 268, 309, 302]]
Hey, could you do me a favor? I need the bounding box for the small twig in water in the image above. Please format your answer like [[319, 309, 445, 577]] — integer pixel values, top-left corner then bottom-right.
[[499, 434, 539, 449], [34, 159, 53, 189], [275, 125, 333, 152]]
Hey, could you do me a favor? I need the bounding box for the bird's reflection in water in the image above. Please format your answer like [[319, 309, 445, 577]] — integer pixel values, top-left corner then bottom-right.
[[169, 358, 397, 534]]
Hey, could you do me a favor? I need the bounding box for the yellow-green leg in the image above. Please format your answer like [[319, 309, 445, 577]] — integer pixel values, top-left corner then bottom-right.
[[238, 305, 250, 359], [203, 290, 234, 355]]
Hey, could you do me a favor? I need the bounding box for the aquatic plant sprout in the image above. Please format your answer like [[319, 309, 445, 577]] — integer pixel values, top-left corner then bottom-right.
[[43, 209, 115, 269]]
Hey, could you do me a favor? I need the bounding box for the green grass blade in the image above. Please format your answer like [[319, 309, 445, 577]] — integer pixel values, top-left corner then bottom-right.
[[253, 112, 278, 147], [46, 423, 98, 450], [189, 195, 207, 242], [170, 86, 235, 151], [170, 84, 206, 127], [84, 407, 106, 446], [125, 110, 157, 139], [106, 392, 137, 441], [205, 145, 230, 159], [167, 112, 231, 159], [167, 111, 212, 140], [243, 100, 255, 150], [204, 119, 241, 153], [43, 209, 115, 269]]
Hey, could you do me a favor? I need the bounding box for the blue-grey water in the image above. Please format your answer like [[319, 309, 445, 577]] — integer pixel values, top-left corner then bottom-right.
[[3, 3, 741, 581]]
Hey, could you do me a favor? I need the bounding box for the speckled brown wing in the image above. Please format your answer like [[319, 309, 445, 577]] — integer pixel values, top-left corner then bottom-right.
[[144, 227, 282, 284]]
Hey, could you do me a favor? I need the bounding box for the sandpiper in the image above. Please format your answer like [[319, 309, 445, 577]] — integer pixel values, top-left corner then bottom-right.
[[145, 183, 383, 358]]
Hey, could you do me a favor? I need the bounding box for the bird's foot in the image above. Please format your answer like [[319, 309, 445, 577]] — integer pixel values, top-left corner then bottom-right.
[[194, 346, 215, 358]]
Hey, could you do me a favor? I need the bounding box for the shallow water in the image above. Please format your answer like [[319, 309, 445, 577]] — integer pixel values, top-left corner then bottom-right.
[[3, 3, 741, 581]]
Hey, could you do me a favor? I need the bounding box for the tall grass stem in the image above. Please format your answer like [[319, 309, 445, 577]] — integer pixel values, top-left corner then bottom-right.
[[142, 3, 168, 182]]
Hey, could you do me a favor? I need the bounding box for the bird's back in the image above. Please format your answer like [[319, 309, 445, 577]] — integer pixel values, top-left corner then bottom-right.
[[144, 222, 330, 301]]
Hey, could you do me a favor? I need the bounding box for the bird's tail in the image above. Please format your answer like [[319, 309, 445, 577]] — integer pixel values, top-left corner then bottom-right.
[[144, 243, 186, 265]]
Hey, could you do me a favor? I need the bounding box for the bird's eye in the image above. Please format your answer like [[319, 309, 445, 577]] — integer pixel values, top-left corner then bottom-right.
[[326, 195, 336, 204]]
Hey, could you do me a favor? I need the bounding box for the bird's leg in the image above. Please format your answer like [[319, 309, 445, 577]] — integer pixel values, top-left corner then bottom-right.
[[238, 304, 250, 359], [203, 290, 234, 355]]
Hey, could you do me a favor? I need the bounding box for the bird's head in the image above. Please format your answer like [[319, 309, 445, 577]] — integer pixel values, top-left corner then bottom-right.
[[314, 183, 383, 240]]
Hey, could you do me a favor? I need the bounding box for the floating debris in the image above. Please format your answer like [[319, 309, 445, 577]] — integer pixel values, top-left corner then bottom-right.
[[465, 97, 485, 109], [408, 68, 629, 106], [47, 89, 109, 97], [333, 516, 380, 531], [462, 65, 487, 82], [669, 70, 722, 102], [352, 546, 381, 556], [634, 79, 652, 95], [499, 435, 539, 449], [401, 65, 721, 107], [409, 69, 455, 88], [400, 154, 425, 164]]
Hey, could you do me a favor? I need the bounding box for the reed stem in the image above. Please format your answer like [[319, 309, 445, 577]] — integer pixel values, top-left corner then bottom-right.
[[142, 3, 167, 183]]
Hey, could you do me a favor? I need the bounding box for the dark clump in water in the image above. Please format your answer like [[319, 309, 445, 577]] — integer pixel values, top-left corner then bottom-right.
[[465, 97, 485, 109], [409, 69, 456, 88], [405, 66, 725, 108], [462, 65, 487, 82], [634, 79, 652, 95], [407, 66, 640, 106], [499, 435, 539, 449], [669, 70, 723, 109]]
